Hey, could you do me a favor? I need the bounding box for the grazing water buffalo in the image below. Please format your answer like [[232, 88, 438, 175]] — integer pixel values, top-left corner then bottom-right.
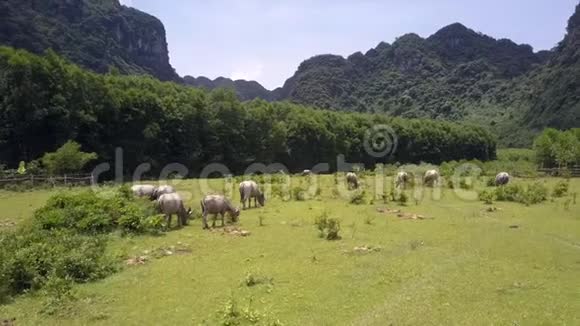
[[200, 195, 240, 229], [396, 171, 410, 188], [423, 170, 440, 187], [157, 193, 192, 228], [495, 172, 510, 186], [302, 170, 312, 176], [239, 180, 265, 209], [131, 184, 156, 197], [151, 185, 175, 200], [346, 172, 359, 189]]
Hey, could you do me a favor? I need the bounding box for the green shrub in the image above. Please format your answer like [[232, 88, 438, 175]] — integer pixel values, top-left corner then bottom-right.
[[398, 192, 408, 206], [478, 189, 495, 204], [292, 185, 307, 201], [522, 182, 548, 205], [552, 181, 569, 198], [494, 182, 548, 205], [0, 228, 115, 301], [495, 184, 523, 202], [486, 177, 496, 187], [350, 190, 366, 205], [34, 187, 161, 234], [313, 212, 341, 240]]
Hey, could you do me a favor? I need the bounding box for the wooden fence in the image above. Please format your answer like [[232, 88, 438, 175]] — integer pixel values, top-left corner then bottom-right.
[[537, 167, 580, 177], [0, 174, 94, 187]]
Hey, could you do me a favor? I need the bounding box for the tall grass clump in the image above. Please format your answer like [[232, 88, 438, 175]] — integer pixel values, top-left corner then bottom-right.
[[314, 212, 341, 240], [552, 181, 569, 198]]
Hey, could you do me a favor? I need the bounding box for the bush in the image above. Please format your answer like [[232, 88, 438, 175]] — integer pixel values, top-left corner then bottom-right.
[[552, 181, 569, 198], [0, 228, 115, 301], [314, 212, 341, 240], [34, 187, 161, 234], [478, 189, 495, 204], [398, 192, 408, 206], [350, 190, 366, 205], [292, 185, 307, 201], [494, 182, 548, 205], [486, 177, 496, 187]]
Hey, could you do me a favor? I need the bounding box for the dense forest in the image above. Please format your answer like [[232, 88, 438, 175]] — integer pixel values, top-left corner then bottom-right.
[[0, 47, 496, 175], [0, 0, 577, 151]]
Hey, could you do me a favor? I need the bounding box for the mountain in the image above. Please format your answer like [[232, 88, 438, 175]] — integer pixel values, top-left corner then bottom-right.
[[274, 25, 550, 121], [0, 0, 178, 81], [521, 3, 580, 130], [183, 76, 274, 101]]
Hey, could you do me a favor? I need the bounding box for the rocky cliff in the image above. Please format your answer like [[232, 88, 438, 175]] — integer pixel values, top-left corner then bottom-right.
[[0, 0, 178, 81]]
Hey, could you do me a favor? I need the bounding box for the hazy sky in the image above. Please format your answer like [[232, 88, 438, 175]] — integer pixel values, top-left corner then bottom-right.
[[120, 0, 578, 89]]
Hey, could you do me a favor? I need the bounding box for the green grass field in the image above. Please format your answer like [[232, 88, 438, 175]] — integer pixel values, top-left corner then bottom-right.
[[1, 176, 580, 325]]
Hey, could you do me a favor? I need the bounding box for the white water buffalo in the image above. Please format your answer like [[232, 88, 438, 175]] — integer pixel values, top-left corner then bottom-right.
[[495, 172, 510, 186], [131, 184, 156, 197], [151, 185, 175, 199], [396, 171, 410, 188], [157, 193, 192, 228], [239, 180, 265, 209], [346, 172, 359, 189], [423, 170, 440, 187], [200, 195, 240, 229]]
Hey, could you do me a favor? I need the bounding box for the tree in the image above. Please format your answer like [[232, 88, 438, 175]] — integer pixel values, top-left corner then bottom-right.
[[41, 141, 97, 175]]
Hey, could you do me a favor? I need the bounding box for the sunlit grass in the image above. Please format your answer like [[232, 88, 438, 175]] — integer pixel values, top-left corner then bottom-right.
[[1, 176, 579, 325]]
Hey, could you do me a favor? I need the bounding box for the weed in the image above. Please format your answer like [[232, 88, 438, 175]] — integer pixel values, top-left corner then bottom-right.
[[552, 181, 569, 198], [313, 211, 341, 240]]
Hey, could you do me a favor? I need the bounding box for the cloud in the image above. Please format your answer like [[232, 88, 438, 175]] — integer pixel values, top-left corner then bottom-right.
[[119, 0, 133, 7], [230, 63, 264, 82]]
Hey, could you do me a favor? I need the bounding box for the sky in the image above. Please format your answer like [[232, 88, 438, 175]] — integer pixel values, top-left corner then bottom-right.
[[119, 0, 578, 90]]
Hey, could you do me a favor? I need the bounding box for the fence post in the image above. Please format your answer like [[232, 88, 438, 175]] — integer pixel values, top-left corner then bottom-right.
[[64, 174, 67, 186], [30, 174, 34, 186]]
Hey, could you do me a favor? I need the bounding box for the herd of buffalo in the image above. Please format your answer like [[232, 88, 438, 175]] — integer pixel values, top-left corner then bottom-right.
[[131, 170, 511, 230]]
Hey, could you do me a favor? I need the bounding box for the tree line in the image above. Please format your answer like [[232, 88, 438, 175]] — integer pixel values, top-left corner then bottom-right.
[[0, 47, 497, 177], [533, 128, 580, 168]]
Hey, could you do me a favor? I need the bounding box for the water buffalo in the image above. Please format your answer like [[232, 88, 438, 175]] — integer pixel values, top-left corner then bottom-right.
[[151, 185, 175, 200], [346, 172, 359, 189], [424, 170, 440, 187], [396, 171, 410, 188], [157, 193, 192, 228], [131, 184, 156, 197], [239, 180, 265, 209], [200, 195, 240, 229], [495, 172, 510, 186], [302, 170, 312, 176]]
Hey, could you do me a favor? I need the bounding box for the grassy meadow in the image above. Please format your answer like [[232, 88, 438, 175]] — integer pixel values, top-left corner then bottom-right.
[[0, 175, 579, 325]]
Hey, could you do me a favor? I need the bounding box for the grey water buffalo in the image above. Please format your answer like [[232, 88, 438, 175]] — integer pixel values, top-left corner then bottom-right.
[[423, 170, 440, 187], [346, 172, 359, 189], [151, 185, 175, 199], [157, 193, 192, 228], [131, 184, 156, 197], [495, 172, 510, 186], [396, 171, 410, 188], [239, 180, 265, 209], [200, 195, 240, 229]]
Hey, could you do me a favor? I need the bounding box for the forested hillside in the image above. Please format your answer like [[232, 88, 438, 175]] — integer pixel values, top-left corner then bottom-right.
[[186, 4, 580, 146], [183, 76, 275, 101], [0, 0, 178, 81], [0, 47, 496, 174]]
